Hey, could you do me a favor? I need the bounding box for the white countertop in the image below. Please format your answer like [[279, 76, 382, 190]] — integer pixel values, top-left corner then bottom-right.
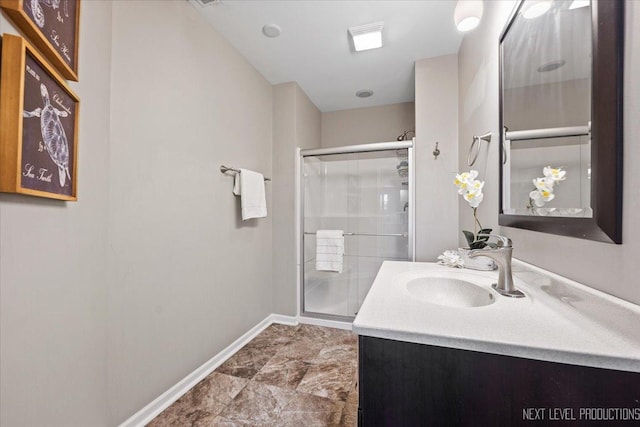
[[352, 260, 640, 373]]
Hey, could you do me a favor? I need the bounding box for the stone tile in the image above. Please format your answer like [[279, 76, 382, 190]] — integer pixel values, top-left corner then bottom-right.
[[259, 323, 299, 338], [276, 392, 345, 427], [324, 329, 358, 347], [297, 361, 356, 401], [147, 373, 247, 426], [311, 344, 358, 368], [292, 324, 336, 342], [253, 354, 310, 390], [244, 324, 297, 354], [146, 406, 216, 427], [209, 416, 251, 426], [339, 390, 359, 427], [148, 324, 360, 426], [218, 381, 294, 425], [189, 372, 248, 415], [274, 337, 325, 362], [215, 346, 274, 379]]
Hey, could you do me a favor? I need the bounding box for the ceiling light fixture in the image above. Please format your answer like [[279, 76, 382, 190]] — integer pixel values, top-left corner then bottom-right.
[[348, 22, 384, 52], [356, 89, 374, 98], [262, 24, 281, 38], [522, 0, 552, 19], [453, 0, 483, 32], [569, 0, 590, 10], [537, 59, 566, 72]]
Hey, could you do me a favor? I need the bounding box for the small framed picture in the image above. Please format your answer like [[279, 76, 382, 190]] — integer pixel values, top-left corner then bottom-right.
[[0, 34, 79, 201], [0, 0, 80, 81]]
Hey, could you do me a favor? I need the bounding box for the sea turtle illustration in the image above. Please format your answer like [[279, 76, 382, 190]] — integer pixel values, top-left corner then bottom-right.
[[23, 83, 71, 187], [30, 0, 68, 28]]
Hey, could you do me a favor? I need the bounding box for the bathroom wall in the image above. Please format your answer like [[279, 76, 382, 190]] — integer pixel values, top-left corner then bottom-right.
[[108, 1, 274, 424], [0, 2, 112, 426], [320, 102, 415, 148], [414, 54, 460, 261], [272, 82, 321, 316], [458, 1, 640, 305]]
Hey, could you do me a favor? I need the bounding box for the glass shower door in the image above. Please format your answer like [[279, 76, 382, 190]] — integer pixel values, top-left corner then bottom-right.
[[302, 148, 411, 319]]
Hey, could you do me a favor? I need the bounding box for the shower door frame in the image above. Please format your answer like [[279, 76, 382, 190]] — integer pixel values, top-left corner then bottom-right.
[[298, 140, 415, 322]]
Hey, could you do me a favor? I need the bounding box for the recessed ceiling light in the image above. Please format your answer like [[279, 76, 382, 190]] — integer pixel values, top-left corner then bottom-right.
[[454, 0, 483, 32], [569, 0, 590, 9], [537, 59, 566, 72], [262, 24, 281, 38], [521, 0, 552, 19], [348, 22, 384, 52], [356, 89, 374, 98]]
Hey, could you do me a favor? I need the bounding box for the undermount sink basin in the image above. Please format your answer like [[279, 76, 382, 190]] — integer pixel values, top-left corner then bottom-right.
[[406, 277, 495, 308]]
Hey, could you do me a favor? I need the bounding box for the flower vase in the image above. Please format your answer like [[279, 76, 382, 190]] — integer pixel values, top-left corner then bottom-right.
[[458, 248, 497, 271]]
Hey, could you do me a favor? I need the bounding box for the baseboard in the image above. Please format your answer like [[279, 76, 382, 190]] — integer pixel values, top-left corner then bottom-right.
[[269, 313, 299, 326], [298, 315, 353, 331], [118, 313, 298, 427]]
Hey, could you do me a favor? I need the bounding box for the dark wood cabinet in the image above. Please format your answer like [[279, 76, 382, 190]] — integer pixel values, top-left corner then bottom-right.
[[358, 335, 640, 427]]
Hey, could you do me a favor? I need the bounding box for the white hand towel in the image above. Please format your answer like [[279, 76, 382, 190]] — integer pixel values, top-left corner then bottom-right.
[[233, 169, 267, 220], [316, 230, 344, 273]]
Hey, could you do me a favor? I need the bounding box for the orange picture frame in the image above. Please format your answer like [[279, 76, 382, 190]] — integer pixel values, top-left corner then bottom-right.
[[0, 34, 79, 201], [0, 0, 80, 81]]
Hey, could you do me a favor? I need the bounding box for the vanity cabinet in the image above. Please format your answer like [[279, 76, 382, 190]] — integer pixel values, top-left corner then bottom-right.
[[358, 336, 640, 427]]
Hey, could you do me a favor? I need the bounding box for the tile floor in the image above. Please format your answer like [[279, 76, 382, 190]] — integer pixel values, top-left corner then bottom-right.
[[147, 323, 358, 426]]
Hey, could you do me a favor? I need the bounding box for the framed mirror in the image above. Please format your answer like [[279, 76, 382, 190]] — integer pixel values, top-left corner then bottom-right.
[[499, 0, 623, 244]]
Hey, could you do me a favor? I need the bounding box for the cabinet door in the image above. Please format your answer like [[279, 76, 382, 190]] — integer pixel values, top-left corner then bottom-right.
[[359, 336, 640, 426]]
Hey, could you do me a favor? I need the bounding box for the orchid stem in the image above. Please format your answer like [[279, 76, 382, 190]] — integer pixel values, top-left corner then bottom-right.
[[473, 208, 482, 238]]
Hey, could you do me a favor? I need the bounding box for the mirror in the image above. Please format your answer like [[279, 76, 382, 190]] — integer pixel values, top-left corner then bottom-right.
[[499, 0, 623, 244]]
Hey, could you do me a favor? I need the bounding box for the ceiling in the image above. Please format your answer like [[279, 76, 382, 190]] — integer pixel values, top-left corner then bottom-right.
[[191, 0, 463, 112]]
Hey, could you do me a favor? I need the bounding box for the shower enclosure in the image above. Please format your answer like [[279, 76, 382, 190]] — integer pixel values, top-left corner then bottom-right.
[[299, 141, 414, 321]]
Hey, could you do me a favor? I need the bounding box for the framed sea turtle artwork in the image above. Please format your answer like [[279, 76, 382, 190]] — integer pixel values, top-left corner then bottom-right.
[[0, 34, 79, 201], [0, 0, 80, 81]]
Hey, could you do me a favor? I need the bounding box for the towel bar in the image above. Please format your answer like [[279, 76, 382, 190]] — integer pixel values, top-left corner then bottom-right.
[[220, 165, 271, 181]]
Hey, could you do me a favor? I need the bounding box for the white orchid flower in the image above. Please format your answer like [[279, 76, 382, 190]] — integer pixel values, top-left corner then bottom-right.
[[454, 170, 478, 194], [543, 166, 566, 182], [529, 188, 554, 207], [470, 179, 484, 192], [533, 177, 553, 192], [464, 188, 484, 208]]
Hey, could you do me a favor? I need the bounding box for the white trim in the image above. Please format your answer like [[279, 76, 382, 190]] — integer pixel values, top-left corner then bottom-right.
[[269, 314, 299, 326], [295, 147, 302, 318], [298, 316, 353, 331], [118, 314, 299, 427], [408, 140, 416, 262]]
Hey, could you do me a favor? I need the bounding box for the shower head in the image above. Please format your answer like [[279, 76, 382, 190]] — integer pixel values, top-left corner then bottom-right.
[[397, 129, 415, 141]]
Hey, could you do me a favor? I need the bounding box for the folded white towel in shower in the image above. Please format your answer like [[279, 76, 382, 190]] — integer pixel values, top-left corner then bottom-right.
[[233, 168, 267, 220], [316, 230, 344, 273]]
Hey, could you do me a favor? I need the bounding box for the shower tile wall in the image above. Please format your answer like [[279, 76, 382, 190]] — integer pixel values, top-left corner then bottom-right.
[[303, 150, 408, 317]]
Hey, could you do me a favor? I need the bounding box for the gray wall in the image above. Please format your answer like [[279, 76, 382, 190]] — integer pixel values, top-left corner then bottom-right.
[[272, 82, 321, 316], [458, 1, 640, 305], [107, 1, 275, 424], [321, 102, 415, 148], [414, 55, 460, 261], [0, 2, 112, 426]]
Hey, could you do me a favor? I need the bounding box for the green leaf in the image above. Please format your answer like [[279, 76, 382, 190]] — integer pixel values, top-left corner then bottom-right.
[[486, 242, 498, 249], [478, 228, 493, 240], [470, 241, 487, 249], [462, 230, 475, 247]]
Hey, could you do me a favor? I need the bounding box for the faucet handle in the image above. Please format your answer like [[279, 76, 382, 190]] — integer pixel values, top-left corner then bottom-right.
[[477, 234, 512, 247]]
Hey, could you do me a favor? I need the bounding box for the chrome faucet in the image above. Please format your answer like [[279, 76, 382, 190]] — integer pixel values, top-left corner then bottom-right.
[[469, 234, 525, 298]]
